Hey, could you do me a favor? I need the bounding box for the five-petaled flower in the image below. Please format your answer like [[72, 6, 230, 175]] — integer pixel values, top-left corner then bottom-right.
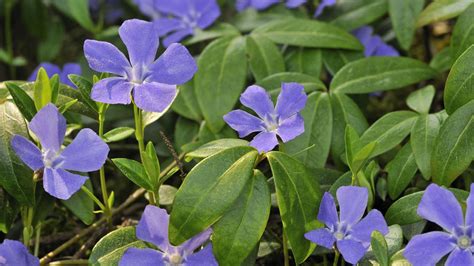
[[305, 186, 388, 264], [133, 0, 220, 47], [28, 62, 81, 88], [84, 19, 197, 113], [11, 104, 109, 200], [352, 26, 399, 57], [0, 240, 39, 266], [120, 205, 217, 266], [223, 83, 307, 153], [236, 0, 306, 11], [404, 184, 474, 266]]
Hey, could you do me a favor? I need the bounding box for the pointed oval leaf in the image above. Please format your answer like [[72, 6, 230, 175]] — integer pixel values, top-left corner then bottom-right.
[[406, 85, 435, 114], [102, 127, 135, 143], [5, 82, 36, 121], [330, 0, 388, 31], [246, 35, 285, 82], [388, 0, 425, 50], [444, 45, 474, 114], [286, 48, 322, 77], [112, 158, 153, 191], [417, 0, 474, 27], [451, 4, 474, 59], [386, 143, 418, 200], [410, 114, 441, 179]]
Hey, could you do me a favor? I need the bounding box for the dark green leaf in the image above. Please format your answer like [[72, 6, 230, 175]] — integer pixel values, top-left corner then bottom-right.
[[185, 139, 249, 161], [51, 0, 95, 32], [417, 0, 474, 27], [141, 142, 160, 189], [410, 114, 441, 179], [330, 0, 388, 31], [257, 72, 326, 95], [451, 4, 474, 59], [68, 74, 98, 113], [102, 127, 135, 143], [183, 23, 240, 45], [429, 46, 454, 72], [388, 0, 425, 50], [172, 81, 202, 122], [0, 188, 19, 233], [322, 49, 364, 76], [246, 35, 285, 82], [112, 158, 153, 191], [63, 179, 94, 225], [387, 143, 418, 199], [366, 225, 403, 260], [286, 48, 322, 77], [5, 82, 36, 121], [444, 45, 474, 114], [371, 231, 389, 266], [406, 85, 435, 114], [174, 117, 200, 153]]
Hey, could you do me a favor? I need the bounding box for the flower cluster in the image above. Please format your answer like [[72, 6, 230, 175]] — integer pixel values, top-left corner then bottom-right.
[[28, 62, 81, 88], [0, 240, 38, 266]]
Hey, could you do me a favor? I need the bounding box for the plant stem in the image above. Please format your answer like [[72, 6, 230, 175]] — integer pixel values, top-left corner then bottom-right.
[[81, 186, 106, 211], [4, 0, 15, 79], [34, 222, 42, 257], [22, 207, 34, 248], [333, 250, 340, 266], [98, 108, 111, 220], [282, 230, 290, 266]]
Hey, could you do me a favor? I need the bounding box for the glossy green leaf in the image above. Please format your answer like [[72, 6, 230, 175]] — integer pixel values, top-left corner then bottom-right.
[[195, 36, 247, 133], [183, 23, 240, 45], [432, 100, 474, 186], [388, 0, 425, 50], [50, 74, 60, 104], [89, 227, 149, 266], [322, 49, 364, 76], [112, 158, 153, 191], [387, 143, 418, 200], [141, 142, 160, 189], [286, 48, 322, 77], [330, 57, 437, 94], [359, 111, 418, 157], [33, 67, 52, 110], [330, 0, 388, 31], [370, 231, 389, 266], [214, 170, 271, 266], [406, 85, 435, 114], [451, 4, 474, 59], [257, 72, 326, 94], [267, 151, 322, 263], [185, 139, 249, 161], [169, 146, 258, 244], [410, 114, 441, 179], [102, 127, 135, 143], [252, 19, 363, 50], [63, 179, 94, 225], [51, 0, 95, 32], [417, 0, 474, 27], [172, 81, 202, 122], [68, 74, 98, 113], [282, 92, 332, 168], [246, 35, 285, 82], [366, 225, 403, 260], [5, 82, 36, 121], [444, 45, 474, 114]]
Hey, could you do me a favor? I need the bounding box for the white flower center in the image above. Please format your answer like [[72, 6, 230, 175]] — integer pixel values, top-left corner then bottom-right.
[[334, 231, 345, 240], [43, 149, 64, 169], [169, 253, 183, 265], [457, 236, 471, 249]]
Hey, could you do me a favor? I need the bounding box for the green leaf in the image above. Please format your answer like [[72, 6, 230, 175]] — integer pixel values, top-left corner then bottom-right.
[[417, 0, 474, 27], [112, 158, 153, 191], [282, 92, 332, 168], [370, 231, 389, 266], [257, 72, 326, 94], [344, 125, 360, 170], [169, 146, 258, 244], [388, 0, 425, 50], [195, 36, 247, 133], [68, 74, 99, 113], [174, 117, 200, 153], [89, 227, 149, 266], [430, 46, 454, 72], [285, 48, 322, 77], [322, 49, 364, 76], [329, 172, 352, 196], [141, 142, 160, 189], [444, 45, 474, 114], [5, 82, 36, 121], [359, 111, 418, 157], [183, 23, 240, 46], [410, 114, 441, 179], [0, 101, 35, 206], [214, 170, 271, 266], [33, 68, 52, 110], [0, 188, 19, 233], [330, 57, 438, 94], [185, 139, 249, 161], [51, 0, 95, 32], [432, 100, 474, 186], [172, 81, 202, 122], [102, 127, 135, 143], [406, 85, 435, 114], [50, 74, 60, 104], [451, 4, 474, 59], [351, 142, 377, 175], [231, 6, 301, 32], [267, 151, 322, 263], [246, 35, 285, 82], [387, 143, 418, 200], [252, 18, 363, 50], [366, 225, 403, 260], [63, 179, 94, 225], [330, 0, 388, 31]]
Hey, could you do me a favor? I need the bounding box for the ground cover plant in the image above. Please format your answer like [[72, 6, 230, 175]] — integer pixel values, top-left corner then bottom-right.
[[0, 0, 473, 265]]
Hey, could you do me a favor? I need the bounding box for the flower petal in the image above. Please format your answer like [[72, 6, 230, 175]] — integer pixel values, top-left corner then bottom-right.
[[83, 40, 130, 76], [91, 77, 134, 105], [43, 168, 87, 200], [60, 129, 109, 172], [374, 43, 400, 57], [337, 186, 368, 226], [350, 209, 388, 243], [28, 63, 61, 81], [404, 231, 455, 266], [162, 28, 195, 48], [304, 228, 336, 249], [352, 26, 374, 57], [275, 82, 307, 120], [0, 240, 39, 266], [133, 82, 177, 113], [223, 110, 264, 138], [180, 228, 212, 254], [277, 113, 304, 142], [119, 248, 165, 266], [136, 205, 172, 252], [119, 19, 160, 67], [465, 183, 474, 227], [286, 0, 306, 8], [183, 244, 218, 266], [194, 0, 221, 29], [314, 0, 336, 17], [239, 85, 274, 119], [29, 104, 66, 152], [317, 192, 338, 229], [154, 18, 185, 36], [11, 135, 43, 171], [154, 0, 189, 17], [133, 0, 161, 19], [418, 184, 464, 232], [365, 35, 381, 57], [337, 239, 367, 265], [148, 43, 197, 84], [446, 248, 473, 266], [250, 131, 278, 152], [251, 0, 279, 10]]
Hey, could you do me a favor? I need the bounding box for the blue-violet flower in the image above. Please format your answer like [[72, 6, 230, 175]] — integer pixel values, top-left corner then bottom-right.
[[305, 186, 388, 264], [404, 184, 474, 266], [224, 83, 306, 153], [352, 26, 399, 57], [28, 62, 81, 88], [0, 240, 39, 266], [120, 205, 217, 266], [84, 19, 197, 113], [236, 0, 306, 11], [11, 104, 109, 200], [314, 0, 336, 17]]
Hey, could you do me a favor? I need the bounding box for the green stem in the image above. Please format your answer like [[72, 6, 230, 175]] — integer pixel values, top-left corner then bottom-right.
[[22, 207, 34, 248], [34, 222, 42, 257], [81, 186, 106, 211], [4, 0, 15, 79], [282, 231, 290, 266], [98, 109, 111, 219], [333, 250, 340, 266]]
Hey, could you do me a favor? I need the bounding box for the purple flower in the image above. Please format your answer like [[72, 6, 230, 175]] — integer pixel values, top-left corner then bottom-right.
[[314, 0, 336, 17], [352, 26, 399, 57], [84, 19, 197, 113], [133, 0, 220, 47], [11, 104, 109, 200], [120, 205, 217, 266], [28, 62, 81, 88], [0, 240, 39, 266], [223, 83, 306, 153], [305, 186, 388, 264], [236, 0, 306, 11], [404, 184, 474, 266]]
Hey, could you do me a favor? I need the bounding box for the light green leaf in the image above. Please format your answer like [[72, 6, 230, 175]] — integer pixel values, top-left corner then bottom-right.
[[112, 158, 153, 191], [366, 225, 403, 261], [388, 0, 425, 50], [51, 0, 95, 32], [330, 0, 388, 31], [451, 4, 474, 59], [102, 127, 135, 143], [386, 143, 418, 199], [370, 231, 389, 266], [141, 142, 160, 189], [417, 0, 474, 27], [33, 68, 52, 110], [410, 114, 441, 179], [257, 72, 326, 95], [246, 35, 285, 82], [185, 139, 249, 161], [406, 85, 435, 114], [444, 45, 474, 114], [183, 23, 240, 45]]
